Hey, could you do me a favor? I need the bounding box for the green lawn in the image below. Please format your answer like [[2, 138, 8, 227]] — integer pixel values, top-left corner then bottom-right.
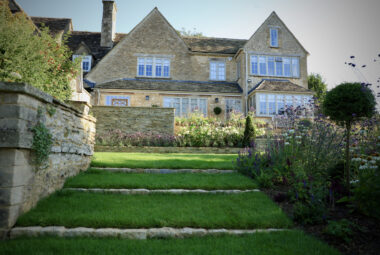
[[0, 231, 340, 255], [16, 190, 291, 229], [91, 152, 237, 169], [64, 168, 257, 190]]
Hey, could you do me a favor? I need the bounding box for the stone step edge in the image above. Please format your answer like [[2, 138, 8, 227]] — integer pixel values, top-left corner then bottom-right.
[[10, 226, 288, 240], [91, 167, 236, 174], [63, 188, 260, 194]]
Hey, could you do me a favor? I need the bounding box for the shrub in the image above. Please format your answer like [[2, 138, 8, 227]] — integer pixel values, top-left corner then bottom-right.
[[32, 122, 52, 166], [0, 2, 79, 101], [323, 82, 376, 191], [324, 219, 354, 243], [242, 116, 255, 147], [213, 106, 222, 115]]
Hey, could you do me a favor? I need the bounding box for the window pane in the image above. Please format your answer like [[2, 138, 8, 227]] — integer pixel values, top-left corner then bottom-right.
[[285, 95, 293, 108], [190, 98, 198, 112], [295, 95, 302, 108], [173, 98, 180, 117], [82, 61, 89, 71], [283, 58, 291, 77], [163, 97, 172, 107], [199, 99, 207, 116], [259, 56, 267, 75], [270, 28, 278, 47], [292, 58, 299, 77], [146, 58, 153, 76], [251, 56, 258, 74], [268, 56, 275, 76], [218, 62, 225, 80], [276, 95, 284, 114], [268, 94, 276, 115], [210, 62, 217, 80], [259, 94, 267, 115], [182, 98, 189, 117], [163, 59, 170, 77], [275, 57, 283, 76], [138, 58, 145, 76], [155, 59, 162, 77]]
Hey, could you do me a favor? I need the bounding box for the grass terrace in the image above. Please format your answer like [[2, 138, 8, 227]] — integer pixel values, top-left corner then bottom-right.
[[0, 231, 341, 255], [16, 190, 292, 229], [64, 169, 257, 190], [91, 152, 237, 169]]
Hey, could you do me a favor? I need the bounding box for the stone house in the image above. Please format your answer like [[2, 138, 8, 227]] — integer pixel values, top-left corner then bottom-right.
[[30, 0, 314, 119]]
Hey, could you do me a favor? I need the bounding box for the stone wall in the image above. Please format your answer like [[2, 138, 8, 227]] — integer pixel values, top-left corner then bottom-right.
[[0, 82, 96, 238], [91, 106, 175, 136]]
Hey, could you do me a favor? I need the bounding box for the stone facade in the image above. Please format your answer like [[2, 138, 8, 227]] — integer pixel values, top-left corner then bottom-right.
[[0, 82, 96, 238], [91, 106, 175, 136]]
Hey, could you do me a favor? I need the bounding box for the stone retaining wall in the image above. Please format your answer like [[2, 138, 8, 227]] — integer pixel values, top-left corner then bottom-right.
[[0, 82, 96, 238], [91, 106, 175, 135]]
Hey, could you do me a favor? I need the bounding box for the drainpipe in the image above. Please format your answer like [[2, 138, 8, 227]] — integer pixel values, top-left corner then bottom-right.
[[244, 50, 248, 116]]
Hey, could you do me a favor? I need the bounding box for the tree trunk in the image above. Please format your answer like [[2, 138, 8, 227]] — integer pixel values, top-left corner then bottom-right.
[[345, 121, 351, 194]]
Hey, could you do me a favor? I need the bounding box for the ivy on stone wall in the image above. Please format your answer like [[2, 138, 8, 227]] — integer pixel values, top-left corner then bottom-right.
[[31, 122, 52, 167]]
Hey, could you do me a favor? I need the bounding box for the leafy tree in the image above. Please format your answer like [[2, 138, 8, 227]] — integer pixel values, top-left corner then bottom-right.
[[0, 1, 79, 101], [323, 82, 376, 191], [308, 73, 327, 101], [242, 116, 255, 147], [178, 27, 203, 37]]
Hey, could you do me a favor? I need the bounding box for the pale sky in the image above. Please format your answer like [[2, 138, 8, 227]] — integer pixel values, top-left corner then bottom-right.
[[17, 0, 380, 92]]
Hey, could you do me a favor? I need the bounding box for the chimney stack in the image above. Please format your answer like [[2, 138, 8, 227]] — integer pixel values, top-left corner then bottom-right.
[[101, 0, 117, 48]]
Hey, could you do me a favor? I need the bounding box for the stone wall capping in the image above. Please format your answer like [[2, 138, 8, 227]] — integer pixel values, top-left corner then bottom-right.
[[9, 226, 288, 240], [63, 188, 260, 194]]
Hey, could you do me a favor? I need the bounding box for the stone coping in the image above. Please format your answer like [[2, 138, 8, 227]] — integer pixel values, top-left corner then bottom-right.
[[91, 167, 236, 173], [0, 82, 95, 121], [63, 188, 260, 194], [10, 226, 288, 240]]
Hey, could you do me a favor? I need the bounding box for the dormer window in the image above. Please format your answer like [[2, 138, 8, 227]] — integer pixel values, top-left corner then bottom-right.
[[137, 57, 170, 78], [270, 28, 278, 47], [72, 55, 92, 72], [210, 61, 225, 81]]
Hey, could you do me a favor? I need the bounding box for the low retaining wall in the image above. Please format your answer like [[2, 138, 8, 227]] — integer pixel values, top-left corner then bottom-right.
[[0, 82, 96, 238], [95, 139, 270, 154], [91, 106, 175, 136]]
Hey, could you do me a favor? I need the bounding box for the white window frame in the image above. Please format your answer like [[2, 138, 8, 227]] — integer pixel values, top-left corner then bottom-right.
[[137, 57, 171, 78], [73, 55, 92, 72], [105, 95, 131, 107], [225, 98, 242, 118], [270, 28, 279, 47], [163, 97, 208, 117], [256, 93, 313, 117], [250, 55, 300, 78], [209, 61, 226, 81]]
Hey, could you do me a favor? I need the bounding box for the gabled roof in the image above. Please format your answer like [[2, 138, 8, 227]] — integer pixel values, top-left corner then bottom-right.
[[95, 78, 243, 94], [31, 17, 72, 38], [248, 79, 312, 95], [244, 11, 309, 55], [66, 31, 126, 65]]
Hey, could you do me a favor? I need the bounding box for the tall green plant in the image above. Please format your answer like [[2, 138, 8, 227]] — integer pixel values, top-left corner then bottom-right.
[[242, 116, 255, 147], [0, 1, 79, 101], [323, 82, 376, 191]]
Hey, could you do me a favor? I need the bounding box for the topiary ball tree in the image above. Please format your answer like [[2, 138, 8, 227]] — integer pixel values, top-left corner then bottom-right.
[[243, 116, 256, 147], [323, 82, 376, 191]]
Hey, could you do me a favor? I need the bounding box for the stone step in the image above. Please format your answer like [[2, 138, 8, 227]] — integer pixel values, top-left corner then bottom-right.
[[63, 188, 260, 194], [91, 167, 236, 174], [10, 226, 288, 240]]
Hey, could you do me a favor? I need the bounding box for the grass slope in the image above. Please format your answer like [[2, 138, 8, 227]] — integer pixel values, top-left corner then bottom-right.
[[91, 152, 237, 169], [0, 231, 341, 255], [16, 190, 291, 229], [64, 169, 257, 190]]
